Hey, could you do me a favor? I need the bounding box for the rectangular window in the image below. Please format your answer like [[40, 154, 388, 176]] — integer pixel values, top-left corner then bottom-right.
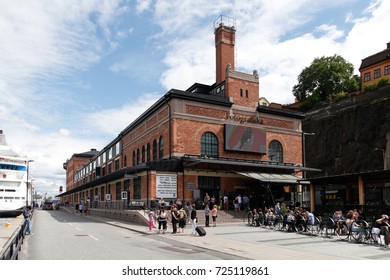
[[240, 88, 243, 97], [364, 72, 371, 82], [385, 65, 390, 75], [245, 89, 248, 98], [374, 69, 381, 79]]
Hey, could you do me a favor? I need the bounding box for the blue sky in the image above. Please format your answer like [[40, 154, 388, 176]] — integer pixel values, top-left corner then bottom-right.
[[0, 0, 389, 198]]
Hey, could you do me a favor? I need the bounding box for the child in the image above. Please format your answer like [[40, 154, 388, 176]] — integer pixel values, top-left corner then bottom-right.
[[148, 211, 154, 232]]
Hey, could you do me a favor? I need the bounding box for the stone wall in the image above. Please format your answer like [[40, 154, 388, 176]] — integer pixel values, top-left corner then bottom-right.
[[303, 85, 390, 178]]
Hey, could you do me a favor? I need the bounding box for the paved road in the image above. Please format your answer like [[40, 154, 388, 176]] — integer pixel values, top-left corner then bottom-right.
[[18, 207, 390, 260]]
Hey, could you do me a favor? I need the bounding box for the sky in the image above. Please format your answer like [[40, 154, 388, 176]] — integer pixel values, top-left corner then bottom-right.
[[0, 0, 389, 199]]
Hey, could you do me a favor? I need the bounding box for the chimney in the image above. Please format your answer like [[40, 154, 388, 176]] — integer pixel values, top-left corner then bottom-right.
[[214, 15, 236, 85]]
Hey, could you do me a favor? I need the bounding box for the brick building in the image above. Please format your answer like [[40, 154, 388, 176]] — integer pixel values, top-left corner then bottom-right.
[[60, 16, 316, 210], [359, 42, 390, 90]]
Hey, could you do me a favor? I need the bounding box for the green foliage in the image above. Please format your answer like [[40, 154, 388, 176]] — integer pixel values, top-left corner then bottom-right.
[[332, 92, 349, 103], [293, 55, 358, 102], [363, 78, 389, 93]]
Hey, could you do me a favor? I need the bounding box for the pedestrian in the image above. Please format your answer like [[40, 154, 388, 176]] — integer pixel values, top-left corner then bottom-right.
[[204, 204, 210, 227], [211, 204, 218, 227], [204, 193, 210, 206], [75, 203, 79, 214], [223, 195, 229, 210], [191, 204, 197, 235], [178, 208, 187, 233], [79, 203, 84, 215], [184, 202, 191, 224], [83, 204, 88, 216], [170, 205, 179, 234], [157, 207, 168, 234], [24, 206, 32, 235], [148, 211, 155, 232]]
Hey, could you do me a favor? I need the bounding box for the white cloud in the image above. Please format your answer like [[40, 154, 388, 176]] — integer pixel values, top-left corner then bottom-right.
[[84, 93, 161, 135]]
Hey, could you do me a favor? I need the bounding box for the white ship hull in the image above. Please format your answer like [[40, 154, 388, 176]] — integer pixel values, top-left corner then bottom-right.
[[0, 130, 30, 217]]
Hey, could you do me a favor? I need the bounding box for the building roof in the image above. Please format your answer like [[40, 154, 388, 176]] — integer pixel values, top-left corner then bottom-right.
[[72, 149, 99, 158], [359, 43, 390, 70]]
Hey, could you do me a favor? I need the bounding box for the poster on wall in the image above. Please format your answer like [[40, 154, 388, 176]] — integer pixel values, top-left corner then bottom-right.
[[156, 174, 177, 198]]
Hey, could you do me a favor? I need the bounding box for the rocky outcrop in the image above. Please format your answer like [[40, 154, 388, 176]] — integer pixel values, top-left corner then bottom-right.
[[303, 85, 390, 178]]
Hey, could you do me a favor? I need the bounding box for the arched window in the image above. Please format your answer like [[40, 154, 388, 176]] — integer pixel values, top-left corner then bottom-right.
[[268, 140, 283, 162], [159, 136, 164, 159], [141, 146, 145, 163], [132, 151, 136, 166], [136, 148, 140, 165], [147, 143, 151, 162], [123, 155, 127, 167], [153, 140, 157, 160], [201, 132, 218, 157]]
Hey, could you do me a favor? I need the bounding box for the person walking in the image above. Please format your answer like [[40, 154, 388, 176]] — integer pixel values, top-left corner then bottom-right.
[[191, 204, 197, 235], [211, 204, 218, 227], [178, 208, 187, 233], [24, 206, 32, 235], [78, 203, 84, 215], [204, 204, 210, 227], [157, 207, 168, 234], [170, 205, 179, 234], [148, 211, 155, 232]]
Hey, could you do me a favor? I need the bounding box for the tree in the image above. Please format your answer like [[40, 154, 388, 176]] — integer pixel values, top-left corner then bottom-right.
[[292, 55, 358, 102]]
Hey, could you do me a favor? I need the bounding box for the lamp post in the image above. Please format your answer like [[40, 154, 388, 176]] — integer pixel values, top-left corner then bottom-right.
[[26, 160, 34, 207], [375, 148, 386, 170]]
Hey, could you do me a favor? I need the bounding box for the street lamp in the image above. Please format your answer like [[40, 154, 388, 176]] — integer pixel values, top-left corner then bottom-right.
[[375, 148, 386, 170], [26, 160, 34, 207]]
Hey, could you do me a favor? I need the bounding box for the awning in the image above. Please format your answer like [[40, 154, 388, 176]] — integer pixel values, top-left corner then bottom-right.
[[234, 171, 309, 184]]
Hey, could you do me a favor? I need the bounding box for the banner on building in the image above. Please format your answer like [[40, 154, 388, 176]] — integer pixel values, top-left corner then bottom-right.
[[156, 174, 177, 198]]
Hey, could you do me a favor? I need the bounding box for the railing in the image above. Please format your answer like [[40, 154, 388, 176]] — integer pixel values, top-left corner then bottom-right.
[[0, 219, 27, 260]]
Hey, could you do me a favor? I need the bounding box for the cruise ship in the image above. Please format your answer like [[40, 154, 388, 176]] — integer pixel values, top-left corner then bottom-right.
[[0, 130, 31, 217]]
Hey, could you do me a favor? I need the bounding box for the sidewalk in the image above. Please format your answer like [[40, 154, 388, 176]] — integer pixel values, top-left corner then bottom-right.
[[79, 209, 345, 260]]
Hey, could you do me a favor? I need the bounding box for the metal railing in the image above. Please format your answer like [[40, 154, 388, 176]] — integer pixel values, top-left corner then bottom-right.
[[0, 219, 27, 260]]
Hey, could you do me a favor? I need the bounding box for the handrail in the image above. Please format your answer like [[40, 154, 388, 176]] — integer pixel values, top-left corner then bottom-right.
[[0, 219, 26, 260]]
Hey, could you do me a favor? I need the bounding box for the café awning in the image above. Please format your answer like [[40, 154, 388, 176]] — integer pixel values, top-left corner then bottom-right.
[[234, 171, 309, 184]]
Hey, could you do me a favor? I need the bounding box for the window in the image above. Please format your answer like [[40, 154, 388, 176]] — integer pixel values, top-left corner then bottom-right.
[[142, 146, 145, 163], [385, 65, 390, 75], [132, 151, 136, 166], [137, 148, 140, 165], [134, 178, 141, 199], [268, 140, 283, 162], [115, 182, 121, 200], [153, 140, 157, 160], [159, 136, 164, 159], [201, 132, 218, 157], [245, 89, 248, 98], [374, 69, 381, 79], [147, 143, 151, 162], [240, 88, 243, 97], [364, 72, 371, 82], [115, 159, 120, 171], [123, 156, 127, 167]]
